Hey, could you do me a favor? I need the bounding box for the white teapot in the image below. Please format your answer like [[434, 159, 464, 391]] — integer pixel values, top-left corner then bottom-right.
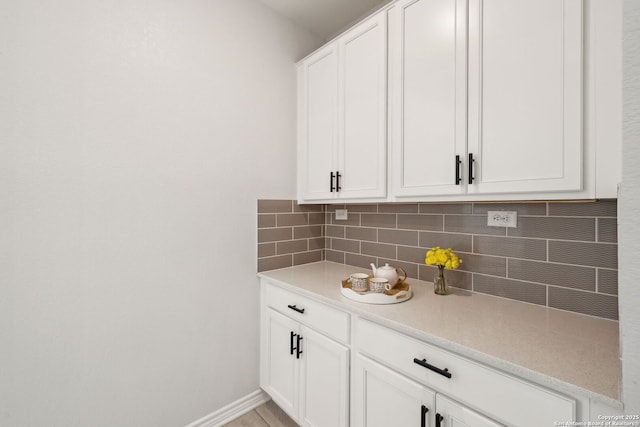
[[370, 263, 407, 287]]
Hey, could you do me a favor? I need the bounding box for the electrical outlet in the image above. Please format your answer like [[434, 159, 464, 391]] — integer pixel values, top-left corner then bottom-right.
[[335, 209, 348, 220], [487, 211, 517, 228]]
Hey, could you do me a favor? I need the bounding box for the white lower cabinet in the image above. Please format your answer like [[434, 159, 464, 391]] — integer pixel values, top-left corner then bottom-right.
[[260, 282, 350, 427], [262, 308, 298, 417], [299, 326, 350, 427], [260, 281, 581, 427], [354, 318, 576, 427], [353, 354, 502, 427], [435, 395, 503, 427], [352, 354, 436, 427]]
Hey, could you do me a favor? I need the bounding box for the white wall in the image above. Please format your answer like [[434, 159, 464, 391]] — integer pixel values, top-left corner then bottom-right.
[[0, 1, 320, 426], [620, 0, 640, 414]]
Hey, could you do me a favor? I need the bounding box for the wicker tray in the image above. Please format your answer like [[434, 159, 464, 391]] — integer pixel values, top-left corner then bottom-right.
[[340, 278, 413, 305]]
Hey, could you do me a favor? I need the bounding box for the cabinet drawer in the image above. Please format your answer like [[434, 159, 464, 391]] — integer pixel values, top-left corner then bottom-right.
[[356, 318, 575, 427], [263, 282, 350, 344]]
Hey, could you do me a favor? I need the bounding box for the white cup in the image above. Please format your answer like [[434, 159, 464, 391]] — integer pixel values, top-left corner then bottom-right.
[[369, 277, 392, 293], [348, 273, 369, 292]]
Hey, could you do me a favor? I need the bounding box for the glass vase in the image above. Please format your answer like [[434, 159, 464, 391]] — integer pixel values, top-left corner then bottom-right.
[[434, 267, 447, 295]]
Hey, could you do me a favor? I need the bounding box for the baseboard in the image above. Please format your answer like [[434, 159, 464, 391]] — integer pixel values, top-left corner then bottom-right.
[[184, 389, 271, 427]]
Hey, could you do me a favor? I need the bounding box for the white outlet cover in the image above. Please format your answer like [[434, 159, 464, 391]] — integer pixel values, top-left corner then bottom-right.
[[487, 211, 518, 228], [335, 209, 348, 220]]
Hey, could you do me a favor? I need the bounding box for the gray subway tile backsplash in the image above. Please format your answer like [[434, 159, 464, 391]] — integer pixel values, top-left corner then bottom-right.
[[598, 269, 618, 295], [257, 201, 325, 272], [308, 237, 325, 251], [378, 228, 420, 246], [329, 212, 361, 226], [419, 231, 473, 252], [420, 202, 473, 214], [325, 224, 345, 238], [548, 200, 617, 217], [444, 215, 505, 236], [293, 225, 323, 239], [397, 245, 428, 264], [257, 214, 276, 228], [398, 214, 443, 231], [472, 202, 547, 216], [474, 235, 547, 261], [325, 249, 345, 264], [422, 266, 473, 290], [548, 286, 619, 320], [378, 203, 420, 213], [257, 254, 293, 272], [258, 199, 293, 213], [294, 250, 323, 266], [508, 216, 596, 241], [361, 213, 397, 228], [473, 274, 547, 306], [258, 227, 292, 243], [276, 213, 311, 227], [330, 238, 360, 253], [597, 218, 618, 243], [345, 226, 377, 242], [276, 239, 308, 255], [257, 199, 619, 320], [549, 240, 618, 268], [345, 252, 377, 270], [361, 241, 397, 259], [258, 242, 276, 258], [457, 253, 507, 277], [507, 259, 596, 291]]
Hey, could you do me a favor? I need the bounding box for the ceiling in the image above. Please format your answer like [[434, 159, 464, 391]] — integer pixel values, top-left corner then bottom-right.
[[257, 0, 391, 40]]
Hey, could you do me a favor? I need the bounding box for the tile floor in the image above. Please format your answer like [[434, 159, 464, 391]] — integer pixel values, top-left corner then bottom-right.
[[223, 400, 298, 427]]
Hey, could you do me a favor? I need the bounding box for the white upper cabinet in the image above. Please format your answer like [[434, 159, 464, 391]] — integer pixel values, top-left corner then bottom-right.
[[297, 44, 338, 201], [297, 0, 621, 203], [391, 0, 587, 199], [390, 0, 468, 197], [466, 0, 583, 195], [297, 13, 387, 202]]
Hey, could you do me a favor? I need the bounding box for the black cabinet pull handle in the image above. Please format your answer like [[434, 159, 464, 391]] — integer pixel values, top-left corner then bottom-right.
[[336, 171, 342, 191], [413, 358, 452, 378], [421, 405, 429, 427], [330, 172, 336, 192], [290, 331, 296, 355], [436, 413, 444, 427], [468, 153, 475, 184], [287, 304, 305, 314], [455, 155, 462, 185], [296, 335, 303, 359]]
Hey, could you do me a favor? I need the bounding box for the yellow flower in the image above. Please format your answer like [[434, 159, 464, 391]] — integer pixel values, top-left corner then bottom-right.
[[425, 247, 462, 270]]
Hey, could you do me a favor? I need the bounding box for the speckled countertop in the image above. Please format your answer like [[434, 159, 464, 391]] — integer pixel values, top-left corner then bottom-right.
[[258, 261, 621, 406]]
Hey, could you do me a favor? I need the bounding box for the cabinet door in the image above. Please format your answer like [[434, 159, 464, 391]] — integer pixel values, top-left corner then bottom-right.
[[467, 0, 583, 194], [261, 308, 300, 419], [435, 395, 503, 427], [299, 326, 350, 427], [337, 12, 387, 199], [298, 44, 338, 201], [390, 0, 468, 197], [352, 354, 436, 427]]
